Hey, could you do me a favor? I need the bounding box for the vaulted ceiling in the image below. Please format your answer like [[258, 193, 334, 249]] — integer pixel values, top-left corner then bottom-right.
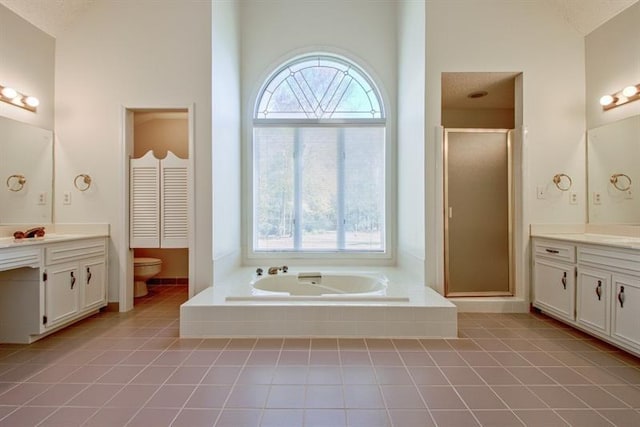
[[0, 0, 637, 38]]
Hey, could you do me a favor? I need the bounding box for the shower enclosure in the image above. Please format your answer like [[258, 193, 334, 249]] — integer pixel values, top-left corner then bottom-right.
[[444, 128, 513, 296]]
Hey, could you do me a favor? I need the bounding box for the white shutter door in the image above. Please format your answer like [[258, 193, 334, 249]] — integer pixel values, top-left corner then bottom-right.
[[130, 151, 160, 248], [160, 151, 188, 248]]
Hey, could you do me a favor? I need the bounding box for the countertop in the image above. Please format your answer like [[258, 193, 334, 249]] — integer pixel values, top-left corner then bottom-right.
[[531, 233, 640, 250], [0, 233, 107, 250]]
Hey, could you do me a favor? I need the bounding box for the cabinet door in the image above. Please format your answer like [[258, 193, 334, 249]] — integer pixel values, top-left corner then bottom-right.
[[534, 259, 575, 321], [82, 258, 106, 310], [577, 268, 610, 335], [611, 275, 640, 351], [45, 262, 80, 328]]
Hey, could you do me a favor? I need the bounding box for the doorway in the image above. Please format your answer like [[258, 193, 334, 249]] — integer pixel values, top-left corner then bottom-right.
[[441, 72, 518, 297], [120, 106, 195, 312]]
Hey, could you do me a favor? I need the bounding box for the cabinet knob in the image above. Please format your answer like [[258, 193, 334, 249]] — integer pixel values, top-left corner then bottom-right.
[[595, 280, 602, 301]]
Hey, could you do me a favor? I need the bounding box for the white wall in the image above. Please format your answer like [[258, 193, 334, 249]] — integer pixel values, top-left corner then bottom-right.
[[397, 0, 426, 277], [240, 0, 397, 262], [0, 5, 54, 129], [585, 1, 640, 129], [54, 0, 213, 301], [212, 0, 242, 281], [426, 0, 586, 296]]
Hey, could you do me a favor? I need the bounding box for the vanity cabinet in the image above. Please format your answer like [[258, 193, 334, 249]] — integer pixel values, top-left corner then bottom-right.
[[611, 275, 640, 350], [45, 262, 81, 328], [532, 236, 640, 356], [532, 240, 576, 322], [43, 238, 106, 330], [0, 236, 108, 343], [576, 267, 610, 335]]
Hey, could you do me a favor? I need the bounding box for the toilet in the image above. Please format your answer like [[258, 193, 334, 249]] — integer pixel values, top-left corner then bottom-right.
[[133, 257, 162, 297]]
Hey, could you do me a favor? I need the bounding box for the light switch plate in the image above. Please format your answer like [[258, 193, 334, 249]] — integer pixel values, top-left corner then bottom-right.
[[63, 192, 71, 205], [536, 185, 545, 199]]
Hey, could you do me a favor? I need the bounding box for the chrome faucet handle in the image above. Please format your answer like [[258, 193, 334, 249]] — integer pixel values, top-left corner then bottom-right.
[[256, 268, 263, 276], [282, 265, 288, 273]]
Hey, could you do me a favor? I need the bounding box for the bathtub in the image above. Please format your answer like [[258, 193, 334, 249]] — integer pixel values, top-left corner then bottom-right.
[[225, 271, 409, 302], [253, 272, 387, 296], [184, 267, 458, 338]]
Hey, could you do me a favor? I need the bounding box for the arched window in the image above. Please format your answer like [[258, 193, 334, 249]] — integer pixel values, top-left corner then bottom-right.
[[255, 55, 384, 120], [252, 54, 386, 253]]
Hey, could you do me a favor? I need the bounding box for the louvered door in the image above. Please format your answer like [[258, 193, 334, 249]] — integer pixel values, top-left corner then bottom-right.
[[130, 151, 160, 248], [130, 150, 188, 249], [160, 151, 188, 248]]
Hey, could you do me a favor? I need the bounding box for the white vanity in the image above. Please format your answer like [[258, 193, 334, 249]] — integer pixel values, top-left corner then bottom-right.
[[0, 230, 108, 343], [532, 231, 640, 356]]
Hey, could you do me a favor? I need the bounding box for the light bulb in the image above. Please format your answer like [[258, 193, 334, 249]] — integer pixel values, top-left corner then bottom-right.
[[599, 95, 615, 106], [24, 96, 39, 107], [622, 85, 638, 98], [1, 87, 18, 99]]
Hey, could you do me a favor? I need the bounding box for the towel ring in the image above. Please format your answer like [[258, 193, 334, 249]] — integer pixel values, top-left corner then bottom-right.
[[610, 173, 632, 192], [552, 173, 572, 191], [6, 174, 26, 192], [74, 174, 92, 191]]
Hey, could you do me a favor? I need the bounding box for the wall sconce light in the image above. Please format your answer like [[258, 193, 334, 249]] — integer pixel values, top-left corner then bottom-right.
[[599, 83, 640, 111], [74, 174, 92, 191], [0, 83, 39, 113]]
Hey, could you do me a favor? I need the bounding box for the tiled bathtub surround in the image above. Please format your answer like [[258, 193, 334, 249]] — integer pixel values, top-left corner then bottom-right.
[[181, 268, 458, 338], [0, 285, 639, 426]]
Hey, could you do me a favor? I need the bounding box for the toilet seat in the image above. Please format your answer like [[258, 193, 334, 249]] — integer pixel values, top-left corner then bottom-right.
[[134, 257, 162, 267]]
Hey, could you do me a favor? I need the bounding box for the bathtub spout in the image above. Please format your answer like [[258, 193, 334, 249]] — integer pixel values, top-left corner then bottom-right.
[[268, 265, 288, 275]]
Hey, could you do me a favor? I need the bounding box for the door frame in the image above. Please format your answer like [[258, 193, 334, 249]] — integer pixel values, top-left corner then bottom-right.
[[119, 104, 196, 312], [443, 128, 514, 297]]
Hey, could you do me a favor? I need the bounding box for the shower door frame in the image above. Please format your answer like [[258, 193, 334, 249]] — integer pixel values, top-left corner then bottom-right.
[[443, 128, 514, 297]]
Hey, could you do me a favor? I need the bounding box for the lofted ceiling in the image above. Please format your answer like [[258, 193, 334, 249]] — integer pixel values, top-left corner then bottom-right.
[[0, 0, 637, 112], [0, 0, 95, 38], [543, 0, 638, 35], [0, 0, 637, 38]]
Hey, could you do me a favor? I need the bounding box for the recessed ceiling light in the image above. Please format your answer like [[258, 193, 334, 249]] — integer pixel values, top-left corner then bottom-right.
[[467, 91, 488, 99]]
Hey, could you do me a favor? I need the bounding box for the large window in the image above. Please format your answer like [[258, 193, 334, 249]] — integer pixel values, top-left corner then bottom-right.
[[253, 54, 386, 253]]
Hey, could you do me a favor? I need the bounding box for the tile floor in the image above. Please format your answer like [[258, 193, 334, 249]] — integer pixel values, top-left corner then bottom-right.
[[0, 284, 639, 426]]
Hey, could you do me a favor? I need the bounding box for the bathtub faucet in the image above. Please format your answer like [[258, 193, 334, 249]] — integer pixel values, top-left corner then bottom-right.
[[268, 265, 288, 275]]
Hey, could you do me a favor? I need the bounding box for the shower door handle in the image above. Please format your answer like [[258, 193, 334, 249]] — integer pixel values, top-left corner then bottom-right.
[[448, 207, 453, 218]]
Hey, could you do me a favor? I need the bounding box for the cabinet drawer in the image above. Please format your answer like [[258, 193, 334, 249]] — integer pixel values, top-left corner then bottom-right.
[[578, 246, 640, 276], [0, 248, 41, 272], [534, 240, 576, 263], [45, 239, 106, 265]]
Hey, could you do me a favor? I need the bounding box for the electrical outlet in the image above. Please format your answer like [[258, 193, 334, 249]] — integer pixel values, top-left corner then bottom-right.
[[593, 192, 602, 205], [38, 193, 46, 205], [63, 192, 72, 205], [536, 185, 545, 199], [624, 189, 633, 199], [570, 192, 578, 205]]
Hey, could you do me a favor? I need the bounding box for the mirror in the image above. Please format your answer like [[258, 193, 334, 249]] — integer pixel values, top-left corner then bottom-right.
[[0, 116, 53, 224], [587, 114, 639, 224]]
